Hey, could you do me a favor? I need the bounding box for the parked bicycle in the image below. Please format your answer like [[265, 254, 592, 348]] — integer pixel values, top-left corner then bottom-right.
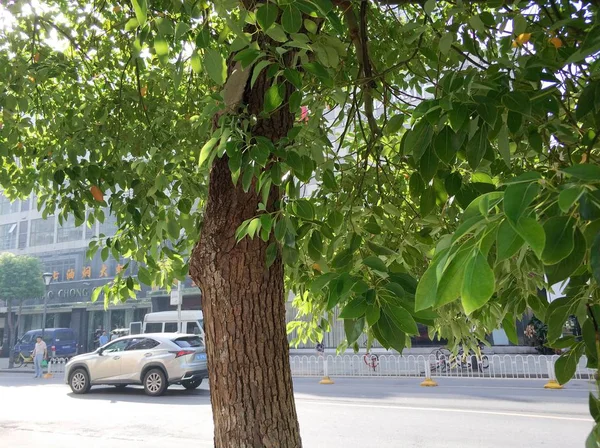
[[429, 346, 489, 372], [13, 351, 34, 368]]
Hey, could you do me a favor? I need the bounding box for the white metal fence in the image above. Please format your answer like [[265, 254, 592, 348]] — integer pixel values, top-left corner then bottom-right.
[[290, 354, 596, 380], [46, 353, 595, 382]]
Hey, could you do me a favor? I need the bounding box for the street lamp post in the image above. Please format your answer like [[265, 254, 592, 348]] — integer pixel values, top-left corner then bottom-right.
[[41, 272, 53, 340]]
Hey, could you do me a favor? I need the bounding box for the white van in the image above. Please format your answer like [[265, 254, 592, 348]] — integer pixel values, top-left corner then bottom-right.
[[137, 311, 205, 342]]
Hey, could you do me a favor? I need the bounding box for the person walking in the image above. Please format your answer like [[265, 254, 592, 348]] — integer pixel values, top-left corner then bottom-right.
[[32, 336, 47, 379], [99, 330, 109, 346]]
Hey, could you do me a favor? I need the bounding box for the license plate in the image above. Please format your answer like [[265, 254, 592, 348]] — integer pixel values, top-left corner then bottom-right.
[[195, 353, 207, 361]]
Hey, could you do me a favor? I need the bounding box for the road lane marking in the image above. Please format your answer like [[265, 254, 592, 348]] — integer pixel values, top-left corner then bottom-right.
[[296, 399, 592, 422]]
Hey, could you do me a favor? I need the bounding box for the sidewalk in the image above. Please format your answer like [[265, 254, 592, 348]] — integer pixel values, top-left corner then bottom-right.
[[0, 357, 39, 374]]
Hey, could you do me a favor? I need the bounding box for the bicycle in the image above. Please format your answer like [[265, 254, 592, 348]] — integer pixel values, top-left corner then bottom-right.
[[13, 351, 34, 368], [429, 347, 489, 372]]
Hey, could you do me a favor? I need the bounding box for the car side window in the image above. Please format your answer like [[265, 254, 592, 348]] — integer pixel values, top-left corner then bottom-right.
[[164, 322, 178, 332], [186, 322, 201, 335], [102, 340, 130, 353], [126, 338, 159, 351]]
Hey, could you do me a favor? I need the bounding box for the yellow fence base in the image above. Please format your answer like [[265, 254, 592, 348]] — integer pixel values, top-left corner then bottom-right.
[[43, 373, 53, 379], [544, 379, 563, 389], [319, 376, 334, 385], [420, 377, 438, 387]]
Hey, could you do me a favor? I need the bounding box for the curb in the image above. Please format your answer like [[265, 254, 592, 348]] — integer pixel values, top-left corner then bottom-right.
[[0, 368, 44, 374]]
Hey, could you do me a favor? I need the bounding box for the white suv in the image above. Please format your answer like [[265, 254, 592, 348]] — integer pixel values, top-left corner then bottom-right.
[[65, 333, 208, 396]]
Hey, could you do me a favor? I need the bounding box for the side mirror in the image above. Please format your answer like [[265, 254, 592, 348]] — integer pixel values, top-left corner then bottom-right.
[[98, 348, 104, 356]]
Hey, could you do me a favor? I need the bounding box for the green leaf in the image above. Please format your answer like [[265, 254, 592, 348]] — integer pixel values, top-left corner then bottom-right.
[[308, 231, 323, 260], [461, 249, 495, 315], [374, 313, 406, 352], [590, 393, 600, 422], [303, 62, 333, 87], [204, 48, 227, 85], [331, 249, 353, 269], [384, 303, 418, 335], [256, 3, 279, 30], [502, 314, 519, 345], [466, 127, 489, 170], [576, 82, 598, 120], [362, 256, 387, 273], [131, 0, 147, 26], [514, 217, 545, 259], [339, 296, 368, 319], [199, 137, 218, 167], [266, 242, 278, 268], [293, 199, 314, 220], [439, 32, 453, 55], [497, 124, 510, 167], [542, 217, 575, 265], [310, 272, 336, 294], [264, 84, 284, 113], [191, 51, 202, 73], [449, 104, 468, 131], [559, 187, 585, 213], [420, 187, 436, 216], [496, 219, 524, 261], [282, 245, 299, 266], [502, 92, 531, 115], [53, 170, 65, 184], [503, 180, 539, 224], [415, 261, 439, 311], [561, 164, 600, 182], [409, 172, 425, 199], [445, 172, 462, 196], [366, 240, 396, 256], [365, 303, 381, 326], [405, 121, 434, 161], [434, 126, 461, 164], [175, 22, 191, 40], [344, 317, 365, 345], [592, 233, 600, 284], [137, 267, 152, 286], [555, 344, 583, 385], [419, 146, 439, 183], [282, 5, 302, 33], [436, 244, 473, 307], [385, 114, 405, 135], [154, 36, 169, 56]]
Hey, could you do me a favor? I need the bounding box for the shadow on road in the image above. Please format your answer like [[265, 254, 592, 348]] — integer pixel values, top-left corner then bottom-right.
[[66, 385, 212, 405]]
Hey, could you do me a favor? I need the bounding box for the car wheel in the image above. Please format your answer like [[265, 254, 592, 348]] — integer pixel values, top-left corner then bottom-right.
[[69, 368, 91, 394], [181, 379, 202, 390], [143, 368, 167, 396]]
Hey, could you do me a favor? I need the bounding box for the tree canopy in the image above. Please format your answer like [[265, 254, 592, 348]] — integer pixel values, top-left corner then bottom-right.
[[0, 252, 45, 301], [1, 0, 600, 445]]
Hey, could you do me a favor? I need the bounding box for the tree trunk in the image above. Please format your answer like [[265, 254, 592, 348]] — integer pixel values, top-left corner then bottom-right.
[[7, 298, 14, 368], [189, 50, 301, 447]]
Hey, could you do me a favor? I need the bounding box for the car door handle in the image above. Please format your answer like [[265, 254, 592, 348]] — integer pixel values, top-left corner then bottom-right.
[[144, 353, 152, 357], [113, 356, 121, 360]]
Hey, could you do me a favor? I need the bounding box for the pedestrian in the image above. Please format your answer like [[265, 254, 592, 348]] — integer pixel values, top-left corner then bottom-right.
[[110, 331, 118, 341], [99, 330, 109, 346], [32, 336, 47, 379]]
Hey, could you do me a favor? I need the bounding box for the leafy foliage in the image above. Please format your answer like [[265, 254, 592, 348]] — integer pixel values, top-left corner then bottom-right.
[[0, 253, 45, 301]]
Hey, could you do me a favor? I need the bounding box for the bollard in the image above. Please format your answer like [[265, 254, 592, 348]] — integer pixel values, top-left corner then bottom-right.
[[543, 357, 563, 389], [420, 360, 438, 387], [319, 354, 334, 385]]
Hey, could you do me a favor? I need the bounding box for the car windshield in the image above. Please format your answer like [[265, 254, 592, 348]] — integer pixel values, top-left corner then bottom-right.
[[173, 336, 203, 348]]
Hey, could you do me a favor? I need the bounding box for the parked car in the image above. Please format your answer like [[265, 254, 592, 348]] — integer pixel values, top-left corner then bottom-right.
[[65, 333, 208, 396], [14, 328, 78, 358]]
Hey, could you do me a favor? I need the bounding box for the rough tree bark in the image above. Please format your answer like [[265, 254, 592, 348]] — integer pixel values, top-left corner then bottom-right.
[[189, 37, 302, 447]]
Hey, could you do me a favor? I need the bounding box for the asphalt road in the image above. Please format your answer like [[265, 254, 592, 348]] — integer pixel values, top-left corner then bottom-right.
[[0, 373, 592, 447]]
